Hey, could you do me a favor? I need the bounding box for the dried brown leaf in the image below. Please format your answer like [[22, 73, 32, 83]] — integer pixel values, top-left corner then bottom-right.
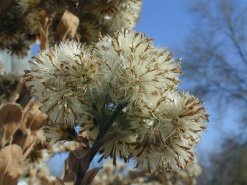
[[67, 147, 89, 176], [62, 159, 75, 182], [25, 104, 47, 130], [0, 144, 24, 185], [1, 124, 23, 146], [68, 152, 81, 176], [21, 100, 47, 131], [12, 129, 27, 148], [57, 10, 79, 41], [0, 104, 23, 145], [0, 104, 22, 124]]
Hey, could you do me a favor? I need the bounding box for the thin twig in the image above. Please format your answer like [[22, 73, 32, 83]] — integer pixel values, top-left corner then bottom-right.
[[40, 14, 54, 51]]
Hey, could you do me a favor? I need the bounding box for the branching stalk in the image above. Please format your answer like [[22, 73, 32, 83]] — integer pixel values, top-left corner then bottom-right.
[[74, 102, 128, 185]]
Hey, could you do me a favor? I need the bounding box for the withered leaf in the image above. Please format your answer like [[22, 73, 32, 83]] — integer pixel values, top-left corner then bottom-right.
[[67, 146, 90, 176], [25, 102, 47, 131], [0, 104, 22, 124], [26, 112, 47, 130], [62, 159, 75, 182], [0, 104, 23, 145], [68, 152, 79, 176], [11, 129, 27, 147], [0, 144, 24, 185], [57, 10, 79, 40], [2, 123, 20, 146]]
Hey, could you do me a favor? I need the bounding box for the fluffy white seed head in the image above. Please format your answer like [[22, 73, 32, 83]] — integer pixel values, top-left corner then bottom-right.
[[26, 41, 103, 125], [25, 31, 208, 173], [84, 0, 142, 33], [96, 31, 181, 104], [129, 92, 208, 172]]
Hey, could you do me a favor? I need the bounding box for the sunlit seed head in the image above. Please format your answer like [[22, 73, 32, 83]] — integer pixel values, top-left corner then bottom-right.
[[26, 41, 103, 125], [96, 31, 181, 104]]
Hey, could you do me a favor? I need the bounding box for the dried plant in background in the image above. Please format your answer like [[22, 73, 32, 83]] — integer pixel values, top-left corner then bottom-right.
[[0, 1, 209, 185], [0, 63, 3, 74], [91, 159, 202, 185], [0, 74, 21, 104], [0, 0, 142, 55], [0, 74, 83, 185]]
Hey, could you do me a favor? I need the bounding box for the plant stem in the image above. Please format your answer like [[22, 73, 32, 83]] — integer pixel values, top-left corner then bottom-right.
[[73, 102, 128, 185]]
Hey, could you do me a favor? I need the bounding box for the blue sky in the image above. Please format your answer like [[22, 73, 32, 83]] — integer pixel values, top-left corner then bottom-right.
[[136, 0, 232, 160], [136, 0, 193, 50]]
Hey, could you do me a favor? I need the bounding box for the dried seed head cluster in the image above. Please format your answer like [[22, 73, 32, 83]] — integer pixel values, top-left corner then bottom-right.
[[0, 3, 35, 56], [26, 41, 103, 125], [93, 159, 202, 185], [26, 31, 208, 172], [17, 0, 67, 36], [0, 0, 142, 56], [131, 92, 208, 171], [83, 0, 142, 34], [96, 31, 181, 103]]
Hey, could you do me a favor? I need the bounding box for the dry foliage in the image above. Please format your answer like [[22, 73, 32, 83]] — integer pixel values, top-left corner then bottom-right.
[[0, 1, 207, 185], [0, 144, 24, 185]]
